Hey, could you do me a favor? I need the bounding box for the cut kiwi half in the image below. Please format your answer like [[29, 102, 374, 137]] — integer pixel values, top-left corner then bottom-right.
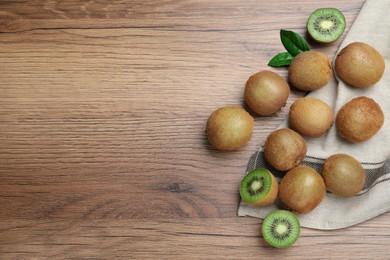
[[307, 8, 346, 43], [239, 168, 278, 207], [262, 210, 300, 248]]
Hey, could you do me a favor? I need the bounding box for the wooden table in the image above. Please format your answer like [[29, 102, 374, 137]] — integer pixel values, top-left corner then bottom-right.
[[1, 0, 389, 258]]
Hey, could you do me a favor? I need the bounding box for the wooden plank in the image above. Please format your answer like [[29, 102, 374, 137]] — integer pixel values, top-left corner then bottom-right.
[[1, 216, 389, 259]]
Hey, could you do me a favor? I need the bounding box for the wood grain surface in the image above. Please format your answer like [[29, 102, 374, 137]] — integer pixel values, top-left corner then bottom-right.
[[1, 0, 389, 259]]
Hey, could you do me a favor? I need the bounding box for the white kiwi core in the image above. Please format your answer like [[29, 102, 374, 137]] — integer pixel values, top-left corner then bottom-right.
[[251, 180, 262, 192]]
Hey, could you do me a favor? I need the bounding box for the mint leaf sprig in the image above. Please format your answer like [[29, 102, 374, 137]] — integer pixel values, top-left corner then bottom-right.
[[268, 30, 310, 67]]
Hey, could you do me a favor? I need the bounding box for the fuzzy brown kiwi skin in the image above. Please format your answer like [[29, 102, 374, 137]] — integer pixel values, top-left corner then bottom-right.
[[244, 70, 290, 116], [279, 165, 326, 214], [322, 154, 365, 198], [336, 96, 384, 143], [288, 50, 332, 91], [263, 128, 307, 171], [289, 97, 334, 137], [335, 42, 385, 88], [206, 106, 254, 151], [249, 173, 279, 207]]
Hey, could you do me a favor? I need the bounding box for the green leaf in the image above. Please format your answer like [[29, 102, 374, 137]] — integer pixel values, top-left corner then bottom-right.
[[268, 52, 294, 67], [280, 29, 310, 56]]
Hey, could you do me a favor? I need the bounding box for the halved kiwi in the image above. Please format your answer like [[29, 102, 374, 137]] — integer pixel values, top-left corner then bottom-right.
[[262, 210, 300, 248], [239, 168, 278, 207], [307, 8, 346, 43]]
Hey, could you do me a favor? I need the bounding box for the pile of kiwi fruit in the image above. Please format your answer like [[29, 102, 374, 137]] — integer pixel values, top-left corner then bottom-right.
[[205, 7, 386, 249]]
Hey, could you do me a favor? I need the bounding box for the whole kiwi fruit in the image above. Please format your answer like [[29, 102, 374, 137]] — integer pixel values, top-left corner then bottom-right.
[[288, 50, 332, 91], [263, 128, 307, 171], [206, 106, 254, 151], [335, 42, 385, 88], [279, 165, 326, 214], [289, 97, 334, 137], [336, 96, 384, 143], [239, 168, 278, 207], [244, 70, 290, 116], [322, 154, 365, 198]]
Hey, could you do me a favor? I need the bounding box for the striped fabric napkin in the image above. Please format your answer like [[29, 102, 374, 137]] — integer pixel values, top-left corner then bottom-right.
[[238, 0, 390, 229]]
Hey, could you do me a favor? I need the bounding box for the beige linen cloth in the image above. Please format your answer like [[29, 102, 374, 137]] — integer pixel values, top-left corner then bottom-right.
[[238, 0, 390, 230]]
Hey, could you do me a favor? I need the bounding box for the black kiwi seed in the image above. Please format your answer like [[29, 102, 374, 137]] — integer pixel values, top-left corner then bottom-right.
[[261, 210, 300, 248], [307, 8, 346, 43]]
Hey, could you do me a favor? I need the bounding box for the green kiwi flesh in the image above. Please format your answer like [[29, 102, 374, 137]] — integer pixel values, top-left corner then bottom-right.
[[262, 210, 300, 248], [307, 8, 346, 43], [239, 168, 277, 206]]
